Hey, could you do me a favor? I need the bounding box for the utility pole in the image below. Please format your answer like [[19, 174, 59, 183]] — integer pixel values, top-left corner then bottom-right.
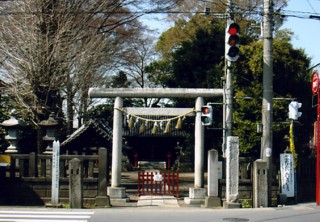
[[224, 65, 233, 157], [223, 0, 240, 157], [261, 0, 274, 206], [223, 0, 234, 157]]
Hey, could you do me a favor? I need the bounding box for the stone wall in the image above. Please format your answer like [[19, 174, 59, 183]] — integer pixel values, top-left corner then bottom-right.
[[0, 177, 99, 206], [0, 149, 109, 206]]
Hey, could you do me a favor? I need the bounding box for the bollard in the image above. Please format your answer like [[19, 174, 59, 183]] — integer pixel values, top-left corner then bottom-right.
[[204, 149, 221, 208], [69, 158, 83, 208], [95, 148, 111, 207], [223, 136, 241, 208], [253, 160, 268, 208]]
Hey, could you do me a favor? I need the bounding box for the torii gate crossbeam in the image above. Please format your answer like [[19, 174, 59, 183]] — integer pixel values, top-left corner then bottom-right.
[[89, 88, 223, 98]]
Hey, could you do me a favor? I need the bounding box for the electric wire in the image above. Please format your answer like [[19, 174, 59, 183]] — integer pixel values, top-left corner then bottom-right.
[[0, 1, 319, 21]]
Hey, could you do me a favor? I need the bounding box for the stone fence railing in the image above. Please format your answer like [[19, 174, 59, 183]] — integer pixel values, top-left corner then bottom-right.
[[4, 153, 102, 179], [0, 148, 110, 206]]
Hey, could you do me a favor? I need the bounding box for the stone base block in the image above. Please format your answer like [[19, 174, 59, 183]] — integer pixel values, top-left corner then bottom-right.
[[184, 197, 205, 205], [5, 149, 18, 154], [107, 187, 126, 199], [45, 203, 64, 208], [202, 196, 221, 208], [189, 187, 206, 199], [110, 198, 130, 205], [184, 188, 206, 205], [95, 195, 111, 208], [223, 201, 242, 209]]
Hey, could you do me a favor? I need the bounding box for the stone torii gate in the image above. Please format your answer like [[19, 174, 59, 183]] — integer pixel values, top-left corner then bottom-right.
[[88, 88, 223, 201]]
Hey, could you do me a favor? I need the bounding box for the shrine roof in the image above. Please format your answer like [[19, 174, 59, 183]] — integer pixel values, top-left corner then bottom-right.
[[61, 118, 112, 147]]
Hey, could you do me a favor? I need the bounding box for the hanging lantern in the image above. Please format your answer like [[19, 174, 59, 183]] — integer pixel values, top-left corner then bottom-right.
[[175, 117, 183, 129], [139, 121, 146, 133], [164, 121, 171, 133], [128, 116, 134, 128], [151, 122, 158, 134]]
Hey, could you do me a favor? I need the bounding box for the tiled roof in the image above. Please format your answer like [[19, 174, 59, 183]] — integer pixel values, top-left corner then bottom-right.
[[61, 118, 112, 147]]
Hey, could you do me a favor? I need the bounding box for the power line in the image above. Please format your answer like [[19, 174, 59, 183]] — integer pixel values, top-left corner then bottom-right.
[[307, 0, 318, 13], [0, 5, 319, 21]]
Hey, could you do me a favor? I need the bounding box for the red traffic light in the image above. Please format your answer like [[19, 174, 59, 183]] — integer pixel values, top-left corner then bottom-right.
[[201, 106, 210, 114], [201, 105, 213, 126], [226, 22, 240, 62], [227, 23, 240, 35]]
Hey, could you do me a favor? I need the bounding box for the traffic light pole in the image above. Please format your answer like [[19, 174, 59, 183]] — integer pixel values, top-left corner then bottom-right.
[[261, 0, 274, 207], [224, 61, 233, 157], [317, 87, 320, 205], [223, 0, 234, 157]]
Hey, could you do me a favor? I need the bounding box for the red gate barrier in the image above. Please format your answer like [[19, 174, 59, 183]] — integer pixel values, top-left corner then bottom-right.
[[138, 171, 179, 197]]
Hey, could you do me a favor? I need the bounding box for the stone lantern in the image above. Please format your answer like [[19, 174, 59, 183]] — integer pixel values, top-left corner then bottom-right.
[[0, 110, 24, 153], [39, 113, 58, 154]]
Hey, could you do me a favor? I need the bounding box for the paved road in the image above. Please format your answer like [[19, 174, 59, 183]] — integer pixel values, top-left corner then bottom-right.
[[0, 202, 319, 222], [0, 209, 94, 222], [91, 202, 320, 222]]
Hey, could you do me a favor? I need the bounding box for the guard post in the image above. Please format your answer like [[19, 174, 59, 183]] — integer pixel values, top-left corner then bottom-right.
[[69, 158, 83, 208]]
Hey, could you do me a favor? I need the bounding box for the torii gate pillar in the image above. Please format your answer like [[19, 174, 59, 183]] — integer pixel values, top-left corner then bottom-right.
[[184, 97, 207, 205], [195, 97, 205, 188], [107, 96, 126, 200]]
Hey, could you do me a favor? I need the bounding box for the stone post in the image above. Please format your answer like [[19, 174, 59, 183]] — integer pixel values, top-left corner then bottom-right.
[[95, 148, 111, 207], [204, 149, 221, 207], [69, 158, 83, 209], [28, 152, 36, 177], [108, 97, 126, 200], [253, 159, 268, 208], [184, 97, 206, 205], [223, 136, 241, 208], [51, 140, 60, 206]]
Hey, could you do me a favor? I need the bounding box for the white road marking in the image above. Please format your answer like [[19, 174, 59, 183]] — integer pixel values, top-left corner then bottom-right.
[[0, 209, 94, 222]]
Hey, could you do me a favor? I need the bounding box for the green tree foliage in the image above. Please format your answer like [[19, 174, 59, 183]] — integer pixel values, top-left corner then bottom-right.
[[148, 15, 225, 94], [111, 71, 131, 88], [233, 30, 312, 156], [149, 14, 312, 157], [147, 16, 227, 150]]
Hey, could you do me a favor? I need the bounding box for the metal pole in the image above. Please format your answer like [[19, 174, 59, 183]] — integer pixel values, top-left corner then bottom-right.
[[223, 79, 226, 157], [261, 0, 274, 206], [317, 89, 320, 205]]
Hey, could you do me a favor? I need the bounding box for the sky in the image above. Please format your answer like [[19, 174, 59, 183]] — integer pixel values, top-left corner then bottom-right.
[[282, 0, 320, 68]]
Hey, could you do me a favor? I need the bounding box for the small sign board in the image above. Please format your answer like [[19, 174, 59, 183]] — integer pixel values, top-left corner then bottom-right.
[[153, 173, 163, 182], [312, 70, 319, 95], [51, 140, 60, 205], [280, 153, 295, 197]]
